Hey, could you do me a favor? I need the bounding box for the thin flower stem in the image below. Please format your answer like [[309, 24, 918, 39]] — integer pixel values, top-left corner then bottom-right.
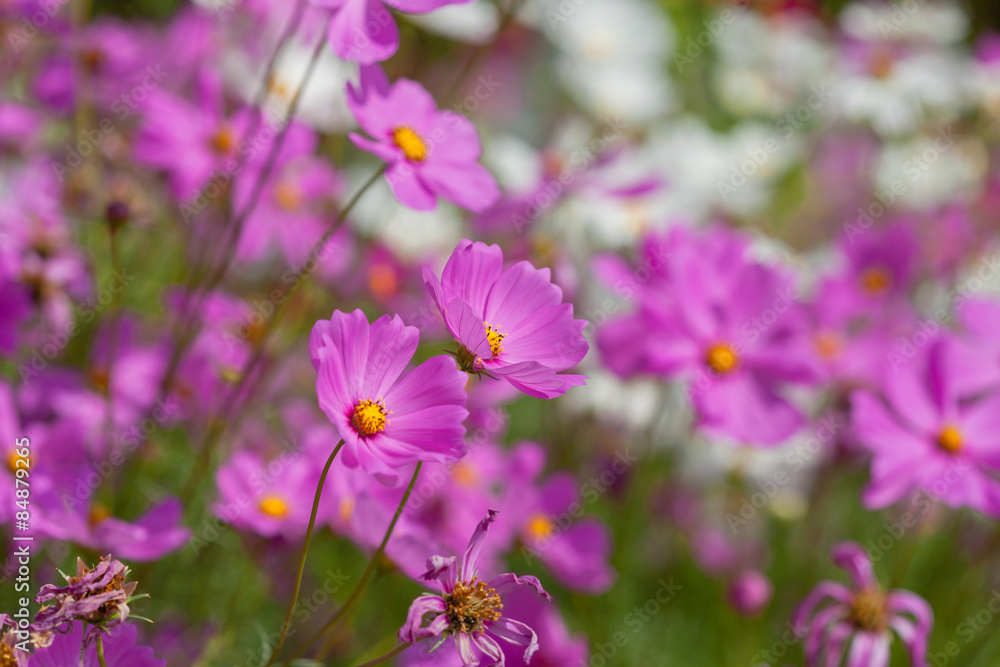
[[283, 464, 423, 665], [264, 439, 345, 667], [157, 7, 327, 406], [352, 642, 413, 667], [178, 166, 384, 501], [96, 633, 109, 667], [102, 226, 122, 456]]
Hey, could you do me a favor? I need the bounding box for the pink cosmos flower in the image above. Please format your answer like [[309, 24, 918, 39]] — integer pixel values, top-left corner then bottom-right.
[[214, 449, 324, 540], [310, 309, 469, 484], [133, 71, 251, 201], [28, 621, 165, 667], [399, 510, 552, 666], [597, 227, 819, 445], [346, 66, 499, 213], [423, 240, 589, 399], [851, 336, 1000, 517], [311, 0, 473, 64], [792, 542, 932, 667]]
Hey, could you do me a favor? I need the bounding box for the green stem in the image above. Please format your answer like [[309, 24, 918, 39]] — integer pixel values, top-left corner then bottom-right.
[[283, 463, 423, 664], [96, 633, 109, 667], [353, 642, 413, 667], [263, 439, 345, 667], [178, 166, 384, 501]]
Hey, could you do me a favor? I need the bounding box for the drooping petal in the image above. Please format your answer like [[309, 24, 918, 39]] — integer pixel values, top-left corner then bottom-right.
[[489, 616, 540, 664], [831, 542, 877, 591], [461, 509, 499, 580], [398, 595, 448, 643]]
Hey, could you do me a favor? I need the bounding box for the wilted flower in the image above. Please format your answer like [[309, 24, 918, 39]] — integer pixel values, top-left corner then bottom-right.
[[399, 510, 552, 666], [793, 542, 932, 667], [33, 557, 139, 648]]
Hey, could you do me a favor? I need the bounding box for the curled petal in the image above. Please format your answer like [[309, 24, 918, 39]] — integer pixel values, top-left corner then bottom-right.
[[461, 509, 499, 581], [831, 542, 877, 591], [792, 581, 852, 634], [489, 616, 539, 663], [486, 572, 552, 601], [398, 595, 448, 643], [472, 632, 505, 667]]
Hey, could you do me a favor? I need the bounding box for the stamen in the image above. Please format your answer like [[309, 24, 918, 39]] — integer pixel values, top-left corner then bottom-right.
[[849, 588, 888, 632], [351, 398, 389, 437], [259, 496, 289, 518], [814, 331, 843, 360], [706, 343, 738, 375], [484, 322, 505, 357], [526, 514, 553, 539], [937, 426, 963, 454], [393, 126, 428, 162], [859, 265, 892, 295], [273, 181, 303, 211], [446, 579, 503, 634], [210, 125, 236, 155]]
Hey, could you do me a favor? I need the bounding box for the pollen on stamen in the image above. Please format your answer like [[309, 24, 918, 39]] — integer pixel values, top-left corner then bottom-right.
[[937, 426, 963, 454], [351, 398, 389, 437], [392, 126, 428, 162], [484, 322, 505, 357], [445, 578, 503, 634], [706, 343, 738, 375]]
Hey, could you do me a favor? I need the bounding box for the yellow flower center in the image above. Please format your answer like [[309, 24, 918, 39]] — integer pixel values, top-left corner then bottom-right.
[[937, 426, 963, 454], [367, 263, 399, 300], [88, 503, 112, 527], [339, 498, 354, 523], [860, 265, 892, 295], [869, 48, 895, 80], [706, 343, 738, 375], [393, 126, 428, 162], [815, 331, 843, 361], [445, 578, 503, 634], [849, 588, 889, 632], [484, 322, 505, 357], [451, 461, 478, 486], [210, 125, 236, 155], [259, 496, 289, 518], [7, 450, 27, 475], [273, 181, 303, 211], [526, 514, 553, 539], [351, 398, 389, 437]]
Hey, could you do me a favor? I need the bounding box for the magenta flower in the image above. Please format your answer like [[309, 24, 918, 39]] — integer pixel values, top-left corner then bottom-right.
[[793, 542, 932, 667], [423, 240, 589, 399], [310, 309, 469, 484], [312, 0, 473, 64], [28, 621, 165, 667], [214, 450, 325, 540], [597, 227, 819, 445], [851, 337, 1000, 517], [399, 510, 552, 666], [346, 66, 499, 213]]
